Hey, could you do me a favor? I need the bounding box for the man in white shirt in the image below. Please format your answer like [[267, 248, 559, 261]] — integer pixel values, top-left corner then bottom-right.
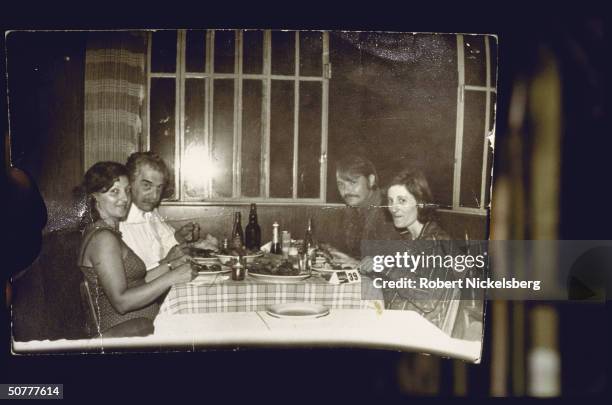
[[120, 152, 206, 270]]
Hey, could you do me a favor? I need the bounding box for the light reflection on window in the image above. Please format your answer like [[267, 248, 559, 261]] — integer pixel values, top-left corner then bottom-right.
[[183, 143, 220, 198]]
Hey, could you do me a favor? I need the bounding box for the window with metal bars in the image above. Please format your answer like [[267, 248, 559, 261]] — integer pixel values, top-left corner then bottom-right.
[[145, 29, 330, 204]]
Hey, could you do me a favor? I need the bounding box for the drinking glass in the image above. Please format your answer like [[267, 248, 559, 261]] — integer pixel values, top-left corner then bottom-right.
[[297, 253, 310, 275]]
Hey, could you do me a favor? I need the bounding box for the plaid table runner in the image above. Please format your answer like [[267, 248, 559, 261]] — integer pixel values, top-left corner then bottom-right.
[[159, 274, 369, 314]]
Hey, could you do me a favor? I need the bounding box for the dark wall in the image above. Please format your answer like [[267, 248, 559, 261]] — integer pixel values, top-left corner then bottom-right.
[[6, 31, 86, 233], [327, 33, 458, 206]]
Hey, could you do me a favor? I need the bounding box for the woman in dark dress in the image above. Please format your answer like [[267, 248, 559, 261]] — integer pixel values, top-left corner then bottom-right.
[[382, 169, 462, 334], [77, 162, 196, 337]]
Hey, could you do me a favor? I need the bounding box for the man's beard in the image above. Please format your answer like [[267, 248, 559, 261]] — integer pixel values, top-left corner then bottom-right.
[[344, 189, 375, 208]]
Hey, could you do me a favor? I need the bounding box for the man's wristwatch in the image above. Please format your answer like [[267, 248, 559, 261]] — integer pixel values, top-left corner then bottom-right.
[[167, 261, 174, 271]]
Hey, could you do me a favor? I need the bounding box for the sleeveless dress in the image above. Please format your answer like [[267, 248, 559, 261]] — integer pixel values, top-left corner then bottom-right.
[[78, 225, 160, 333]]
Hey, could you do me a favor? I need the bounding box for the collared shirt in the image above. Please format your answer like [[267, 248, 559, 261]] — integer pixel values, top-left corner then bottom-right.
[[119, 203, 177, 270]]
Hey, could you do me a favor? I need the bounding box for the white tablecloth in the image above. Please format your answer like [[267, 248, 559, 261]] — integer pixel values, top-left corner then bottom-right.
[[13, 309, 482, 362]]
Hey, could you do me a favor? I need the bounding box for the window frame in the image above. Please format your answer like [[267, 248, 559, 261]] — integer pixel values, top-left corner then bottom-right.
[[444, 34, 496, 217], [144, 29, 331, 206]]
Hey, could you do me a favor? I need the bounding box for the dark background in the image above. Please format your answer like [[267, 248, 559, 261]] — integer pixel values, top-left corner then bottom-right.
[[1, 6, 608, 401]]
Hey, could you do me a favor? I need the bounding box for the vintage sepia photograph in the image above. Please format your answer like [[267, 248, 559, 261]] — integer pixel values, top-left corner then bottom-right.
[[6, 29, 496, 361]]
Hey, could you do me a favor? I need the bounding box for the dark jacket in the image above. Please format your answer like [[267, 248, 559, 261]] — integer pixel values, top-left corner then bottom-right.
[[382, 221, 461, 334], [341, 189, 397, 258]]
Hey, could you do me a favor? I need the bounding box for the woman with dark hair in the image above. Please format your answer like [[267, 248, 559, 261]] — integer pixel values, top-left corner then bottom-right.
[[77, 161, 195, 337], [378, 169, 462, 334], [386, 169, 449, 241]]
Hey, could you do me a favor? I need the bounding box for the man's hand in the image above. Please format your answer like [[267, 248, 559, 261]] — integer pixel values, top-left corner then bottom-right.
[[191, 234, 219, 250], [163, 244, 188, 263], [175, 222, 200, 243]]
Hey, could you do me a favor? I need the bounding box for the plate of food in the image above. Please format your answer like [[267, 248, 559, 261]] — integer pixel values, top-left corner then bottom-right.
[[185, 246, 217, 259], [215, 252, 264, 266], [311, 261, 357, 274], [247, 256, 311, 283], [189, 260, 231, 275], [310, 247, 357, 274], [214, 246, 264, 265], [249, 272, 311, 283], [266, 302, 329, 319], [190, 257, 220, 265]]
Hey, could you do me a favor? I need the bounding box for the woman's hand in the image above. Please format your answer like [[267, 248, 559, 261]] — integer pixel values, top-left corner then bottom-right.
[[358, 256, 375, 275], [166, 261, 197, 285]]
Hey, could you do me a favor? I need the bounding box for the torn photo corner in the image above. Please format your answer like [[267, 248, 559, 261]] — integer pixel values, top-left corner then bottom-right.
[[7, 29, 496, 363]]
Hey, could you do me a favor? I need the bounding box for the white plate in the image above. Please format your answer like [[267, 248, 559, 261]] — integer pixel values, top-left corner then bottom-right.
[[191, 257, 220, 265], [189, 272, 230, 285], [311, 263, 357, 274], [248, 272, 311, 283], [214, 251, 264, 265], [266, 302, 329, 319], [196, 267, 231, 276]]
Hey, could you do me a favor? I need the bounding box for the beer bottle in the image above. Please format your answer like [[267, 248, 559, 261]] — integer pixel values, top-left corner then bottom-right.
[[270, 222, 282, 254], [245, 203, 262, 251], [304, 218, 315, 256], [231, 212, 244, 247]]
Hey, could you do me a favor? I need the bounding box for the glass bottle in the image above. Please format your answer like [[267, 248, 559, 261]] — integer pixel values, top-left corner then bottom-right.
[[281, 230, 291, 257], [231, 212, 244, 248], [231, 255, 246, 281], [245, 203, 262, 251], [304, 218, 315, 256], [304, 218, 315, 271], [270, 222, 282, 254]]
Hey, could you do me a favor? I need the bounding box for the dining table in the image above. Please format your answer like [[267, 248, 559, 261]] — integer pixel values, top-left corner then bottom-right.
[[12, 251, 482, 362]]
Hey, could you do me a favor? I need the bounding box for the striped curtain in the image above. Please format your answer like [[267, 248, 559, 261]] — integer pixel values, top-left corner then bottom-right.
[[83, 32, 146, 171]]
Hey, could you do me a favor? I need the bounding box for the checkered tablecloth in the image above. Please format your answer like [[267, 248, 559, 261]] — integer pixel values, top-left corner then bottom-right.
[[159, 274, 376, 314]]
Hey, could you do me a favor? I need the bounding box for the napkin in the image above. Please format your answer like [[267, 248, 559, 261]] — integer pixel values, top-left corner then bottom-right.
[[260, 241, 272, 253]]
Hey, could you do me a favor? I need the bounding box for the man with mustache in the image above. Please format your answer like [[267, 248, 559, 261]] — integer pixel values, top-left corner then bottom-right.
[[120, 152, 213, 271], [334, 154, 395, 260]]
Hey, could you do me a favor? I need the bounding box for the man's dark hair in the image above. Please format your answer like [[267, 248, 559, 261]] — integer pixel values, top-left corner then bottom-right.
[[335, 154, 379, 188], [125, 151, 172, 197]]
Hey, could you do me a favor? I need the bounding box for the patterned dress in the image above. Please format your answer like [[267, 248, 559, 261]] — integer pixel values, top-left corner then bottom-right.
[[78, 225, 159, 333]]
